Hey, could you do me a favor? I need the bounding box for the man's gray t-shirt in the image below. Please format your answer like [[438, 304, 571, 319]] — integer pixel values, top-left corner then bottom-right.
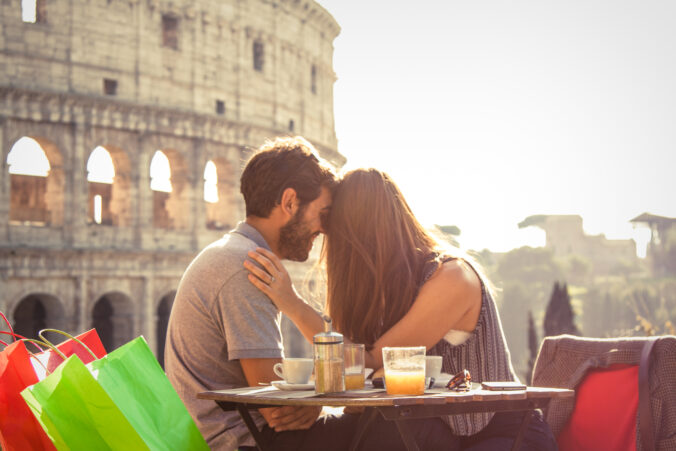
[[165, 222, 283, 450]]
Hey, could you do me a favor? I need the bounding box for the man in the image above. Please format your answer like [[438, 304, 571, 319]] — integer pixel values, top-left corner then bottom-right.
[[165, 136, 355, 450]]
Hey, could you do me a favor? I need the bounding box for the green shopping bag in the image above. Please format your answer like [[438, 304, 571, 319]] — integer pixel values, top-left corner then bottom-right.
[[88, 336, 208, 450], [21, 354, 148, 450], [22, 337, 208, 450]]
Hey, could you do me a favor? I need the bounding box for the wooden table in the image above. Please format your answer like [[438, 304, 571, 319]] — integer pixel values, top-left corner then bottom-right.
[[198, 385, 573, 451]]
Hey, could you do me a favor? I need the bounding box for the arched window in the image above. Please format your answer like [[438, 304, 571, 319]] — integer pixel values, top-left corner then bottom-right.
[[150, 151, 173, 228], [7, 137, 50, 176], [7, 137, 51, 224], [87, 146, 115, 225], [205, 158, 234, 230], [204, 160, 218, 203]]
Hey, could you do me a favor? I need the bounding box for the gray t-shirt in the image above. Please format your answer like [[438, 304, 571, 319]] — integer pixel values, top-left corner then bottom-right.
[[165, 222, 284, 450]]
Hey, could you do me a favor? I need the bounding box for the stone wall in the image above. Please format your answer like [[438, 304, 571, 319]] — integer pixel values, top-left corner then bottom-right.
[[0, 0, 342, 359]]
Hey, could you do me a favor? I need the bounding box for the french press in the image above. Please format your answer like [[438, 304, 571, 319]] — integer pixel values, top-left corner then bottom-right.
[[313, 315, 345, 394]]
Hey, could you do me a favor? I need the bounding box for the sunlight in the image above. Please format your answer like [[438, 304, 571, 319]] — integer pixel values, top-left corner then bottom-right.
[[21, 0, 36, 23], [150, 150, 172, 193], [87, 146, 115, 184], [7, 137, 50, 176], [204, 161, 218, 203], [631, 226, 651, 259]]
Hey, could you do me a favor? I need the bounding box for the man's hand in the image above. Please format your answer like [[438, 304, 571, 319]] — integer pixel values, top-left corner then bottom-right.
[[261, 405, 321, 432]]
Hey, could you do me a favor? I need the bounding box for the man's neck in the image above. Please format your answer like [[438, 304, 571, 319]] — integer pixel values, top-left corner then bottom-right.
[[244, 216, 283, 259]]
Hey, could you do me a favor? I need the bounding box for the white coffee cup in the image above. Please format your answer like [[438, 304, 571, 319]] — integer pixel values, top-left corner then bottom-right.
[[425, 355, 443, 381], [273, 358, 314, 384]]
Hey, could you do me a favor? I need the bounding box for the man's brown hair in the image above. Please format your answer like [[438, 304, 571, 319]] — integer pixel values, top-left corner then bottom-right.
[[240, 136, 337, 218]]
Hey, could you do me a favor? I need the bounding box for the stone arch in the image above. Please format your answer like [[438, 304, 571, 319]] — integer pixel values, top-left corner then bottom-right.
[[150, 148, 191, 230], [6, 136, 65, 226], [204, 157, 236, 230], [155, 290, 176, 369], [11, 293, 66, 340], [90, 291, 134, 352], [86, 145, 132, 227]]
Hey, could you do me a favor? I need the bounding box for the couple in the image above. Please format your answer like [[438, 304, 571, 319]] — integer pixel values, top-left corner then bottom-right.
[[165, 136, 556, 450]]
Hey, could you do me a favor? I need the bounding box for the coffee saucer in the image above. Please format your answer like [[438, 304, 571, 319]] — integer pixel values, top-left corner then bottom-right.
[[271, 380, 314, 391]]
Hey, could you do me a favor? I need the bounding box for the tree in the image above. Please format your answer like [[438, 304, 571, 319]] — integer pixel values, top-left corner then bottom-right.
[[526, 310, 539, 384], [543, 282, 579, 337]]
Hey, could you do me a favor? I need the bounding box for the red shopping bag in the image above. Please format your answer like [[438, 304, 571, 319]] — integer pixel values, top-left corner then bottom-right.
[[34, 328, 107, 374], [0, 340, 56, 451], [0, 327, 107, 450]]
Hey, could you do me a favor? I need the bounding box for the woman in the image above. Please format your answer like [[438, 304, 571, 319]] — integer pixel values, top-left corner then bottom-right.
[[245, 168, 556, 450]]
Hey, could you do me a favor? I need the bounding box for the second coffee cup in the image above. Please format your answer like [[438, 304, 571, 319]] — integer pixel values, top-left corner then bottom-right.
[[273, 358, 314, 385]]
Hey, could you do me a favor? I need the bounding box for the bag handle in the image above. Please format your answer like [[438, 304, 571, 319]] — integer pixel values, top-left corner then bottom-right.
[[23, 344, 52, 376], [22, 338, 63, 359], [38, 328, 98, 360], [1, 330, 29, 341], [638, 337, 659, 451], [0, 339, 8, 347], [0, 312, 14, 336]]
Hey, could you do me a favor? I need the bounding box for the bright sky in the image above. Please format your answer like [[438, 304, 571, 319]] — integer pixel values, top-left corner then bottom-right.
[[318, 0, 676, 254]]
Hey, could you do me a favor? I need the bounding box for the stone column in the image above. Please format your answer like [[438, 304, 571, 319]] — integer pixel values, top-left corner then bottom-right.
[[0, 117, 9, 242], [77, 275, 88, 333], [135, 133, 153, 249], [66, 120, 89, 246], [142, 274, 155, 353]]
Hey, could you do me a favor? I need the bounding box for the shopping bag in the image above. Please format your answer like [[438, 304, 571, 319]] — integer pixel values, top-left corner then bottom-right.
[[31, 329, 107, 378], [0, 324, 107, 450], [89, 336, 209, 450], [22, 354, 150, 450], [0, 340, 56, 451], [22, 337, 209, 450]]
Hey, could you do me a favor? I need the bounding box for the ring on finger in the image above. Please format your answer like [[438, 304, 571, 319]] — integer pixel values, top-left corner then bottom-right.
[[270, 276, 275, 284]]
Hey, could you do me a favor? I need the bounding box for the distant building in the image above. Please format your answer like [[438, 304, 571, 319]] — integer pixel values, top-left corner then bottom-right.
[[630, 213, 676, 277], [519, 215, 637, 274], [0, 0, 342, 362]]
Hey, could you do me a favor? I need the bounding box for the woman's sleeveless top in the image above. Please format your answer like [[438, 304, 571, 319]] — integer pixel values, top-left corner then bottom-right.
[[425, 256, 519, 436]]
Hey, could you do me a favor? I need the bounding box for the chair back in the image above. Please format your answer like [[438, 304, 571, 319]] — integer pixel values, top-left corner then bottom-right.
[[531, 334, 676, 451]]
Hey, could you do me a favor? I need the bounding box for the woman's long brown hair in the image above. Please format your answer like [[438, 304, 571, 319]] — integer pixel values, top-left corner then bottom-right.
[[323, 168, 443, 347]]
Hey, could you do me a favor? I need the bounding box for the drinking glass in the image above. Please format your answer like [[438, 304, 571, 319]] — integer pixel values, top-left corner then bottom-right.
[[382, 346, 426, 395], [344, 344, 365, 390]]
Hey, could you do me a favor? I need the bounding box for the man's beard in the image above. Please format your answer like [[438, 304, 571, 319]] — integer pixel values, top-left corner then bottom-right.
[[278, 208, 317, 262]]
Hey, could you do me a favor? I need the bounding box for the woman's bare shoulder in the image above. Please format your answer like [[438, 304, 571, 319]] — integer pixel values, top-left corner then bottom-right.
[[430, 259, 480, 287]]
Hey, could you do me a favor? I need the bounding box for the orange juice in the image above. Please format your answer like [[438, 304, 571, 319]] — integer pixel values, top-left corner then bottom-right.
[[344, 372, 365, 390], [385, 370, 425, 395]]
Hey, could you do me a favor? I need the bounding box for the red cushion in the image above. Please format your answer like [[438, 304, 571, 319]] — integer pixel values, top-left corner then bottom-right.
[[558, 364, 638, 451]]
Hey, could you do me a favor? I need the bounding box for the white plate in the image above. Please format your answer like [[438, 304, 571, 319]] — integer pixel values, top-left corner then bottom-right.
[[271, 380, 314, 391]]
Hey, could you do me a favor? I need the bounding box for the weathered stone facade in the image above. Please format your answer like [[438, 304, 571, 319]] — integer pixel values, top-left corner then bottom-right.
[[0, 0, 342, 360]]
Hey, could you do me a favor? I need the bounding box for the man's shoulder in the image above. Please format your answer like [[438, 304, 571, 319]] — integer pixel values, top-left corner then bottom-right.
[[200, 231, 258, 267]]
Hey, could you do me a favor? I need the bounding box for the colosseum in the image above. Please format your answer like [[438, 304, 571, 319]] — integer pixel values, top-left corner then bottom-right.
[[0, 0, 343, 363]]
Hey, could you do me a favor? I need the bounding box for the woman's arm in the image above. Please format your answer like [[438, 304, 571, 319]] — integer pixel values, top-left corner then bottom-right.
[[243, 248, 325, 344], [366, 259, 482, 369]]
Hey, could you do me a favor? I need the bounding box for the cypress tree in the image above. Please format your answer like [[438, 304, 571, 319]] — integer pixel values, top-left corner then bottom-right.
[[543, 281, 579, 337], [527, 310, 538, 383]]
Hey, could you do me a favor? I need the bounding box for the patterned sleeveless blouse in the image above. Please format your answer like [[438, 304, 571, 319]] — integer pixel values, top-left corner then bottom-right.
[[425, 256, 519, 436]]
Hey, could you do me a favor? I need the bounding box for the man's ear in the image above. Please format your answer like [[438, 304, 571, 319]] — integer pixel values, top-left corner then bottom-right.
[[279, 187, 299, 217]]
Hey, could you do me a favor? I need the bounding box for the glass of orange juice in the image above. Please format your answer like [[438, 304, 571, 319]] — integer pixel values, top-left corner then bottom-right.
[[344, 343, 365, 390], [382, 346, 426, 395]]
